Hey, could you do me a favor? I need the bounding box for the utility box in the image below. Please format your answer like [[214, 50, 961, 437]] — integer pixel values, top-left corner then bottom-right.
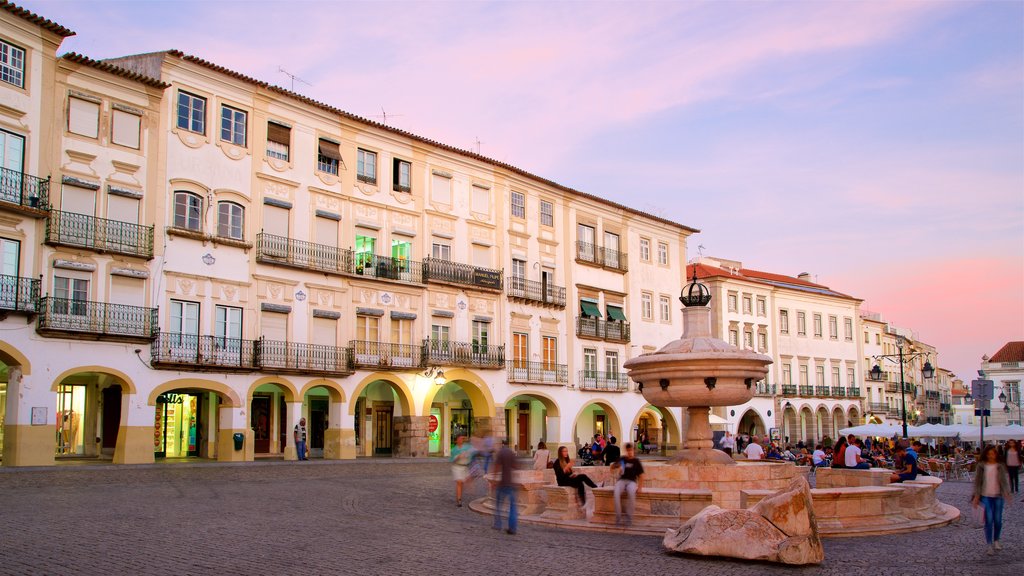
[[232, 433, 244, 451]]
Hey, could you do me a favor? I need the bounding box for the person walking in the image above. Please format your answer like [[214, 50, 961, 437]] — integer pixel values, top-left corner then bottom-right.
[[718, 432, 736, 456], [533, 441, 551, 471], [492, 439, 518, 535], [603, 436, 621, 466], [553, 446, 598, 506], [973, 445, 1011, 555], [1004, 439, 1020, 494], [294, 417, 308, 461], [450, 434, 475, 507], [612, 443, 644, 527]]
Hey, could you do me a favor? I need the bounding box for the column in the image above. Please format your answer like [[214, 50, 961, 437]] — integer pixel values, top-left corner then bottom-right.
[[282, 401, 301, 461], [324, 399, 355, 460], [216, 405, 253, 462], [113, 393, 156, 465], [393, 415, 429, 457], [2, 366, 55, 467]]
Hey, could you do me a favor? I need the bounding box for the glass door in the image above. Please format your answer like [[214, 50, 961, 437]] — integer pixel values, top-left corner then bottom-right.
[[0, 238, 19, 309], [0, 130, 24, 204], [56, 384, 86, 455], [169, 300, 200, 361], [214, 305, 242, 364]]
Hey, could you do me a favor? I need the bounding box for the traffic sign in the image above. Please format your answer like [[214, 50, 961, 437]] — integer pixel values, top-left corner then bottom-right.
[[971, 379, 995, 401], [974, 409, 991, 416]]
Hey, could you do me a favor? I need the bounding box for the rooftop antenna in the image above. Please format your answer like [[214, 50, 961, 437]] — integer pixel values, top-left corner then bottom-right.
[[370, 107, 404, 126], [473, 136, 483, 155], [278, 67, 311, 92], [697, 244, 706, 259]]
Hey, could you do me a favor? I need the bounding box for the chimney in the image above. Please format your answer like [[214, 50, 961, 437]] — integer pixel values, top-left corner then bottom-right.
[[797, 272, 811, 281]]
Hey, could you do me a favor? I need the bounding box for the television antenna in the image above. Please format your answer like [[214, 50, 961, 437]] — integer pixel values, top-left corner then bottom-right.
[[697, 244, 706, 259], [278, 67, 311, 92], [370, 107, 404, 126], [473, 136, 483, 154]]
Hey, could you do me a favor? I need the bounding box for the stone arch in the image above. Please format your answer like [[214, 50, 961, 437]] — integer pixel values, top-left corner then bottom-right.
[[502, 390, 560, 418], [51, 366, 137, 395], [571, 399, 623, 445], [147, 378, 241, 407], [347, 372, 413, 416], [737, 408, 768, 437], [0, 341, 30, 374], [816, 405, 832, 443], [631, 405, 683, 448], [421, 368, 495, 418], [300, 378, 346, 403], [832, 406, 846, 436], [781, 403, 799, 444], [246, 376, 299, 403], [847, 405, 861, 427], [799, 405, 815, 444]]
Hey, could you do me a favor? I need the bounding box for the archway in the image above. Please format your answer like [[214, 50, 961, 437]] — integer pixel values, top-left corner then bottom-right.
[[738, 408, 767, 438], [832, 406, 846, 438], [52, 369, 136, 460], [148, 378, 238, 459], [847, 405, 861, 428], [303, 381, 344, 458], [781, 404, 798, 445], [0, 346, 27, 463], [421, 370, 496, 456], [799, 406, 814, 445], [816, 406, 832, 446], [572, 400, 623, 451], [350, 373, 414, 457], [246, 377, 298, 457], [631, 405, 683, 454], [504, 391, 560, 454]]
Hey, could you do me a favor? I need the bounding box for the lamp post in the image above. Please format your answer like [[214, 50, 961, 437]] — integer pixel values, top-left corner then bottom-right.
[[998, 385, 1022, 425], [869, 335, 935, 440]]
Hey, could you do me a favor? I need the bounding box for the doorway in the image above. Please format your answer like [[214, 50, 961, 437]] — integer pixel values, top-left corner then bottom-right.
[[594, 414, 606, 437], [517, 403, 529, 452], [451, 408, 472, 446], [101, 385, 122, 453], [373, 406, 393, 455], [154, 393, 199, 458], [310, 398, 328, 456], [251, 395, 271, 453]]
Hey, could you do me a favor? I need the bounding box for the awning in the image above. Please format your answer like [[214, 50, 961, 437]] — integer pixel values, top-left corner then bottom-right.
[[580, 300, 602, 318], [606, 305, 627, 322], [318, 138, 342, 161], [267, 122, 291, 145]]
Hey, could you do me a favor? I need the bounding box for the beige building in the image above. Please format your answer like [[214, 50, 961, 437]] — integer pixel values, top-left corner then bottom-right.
[[0, 3, 697, 466]]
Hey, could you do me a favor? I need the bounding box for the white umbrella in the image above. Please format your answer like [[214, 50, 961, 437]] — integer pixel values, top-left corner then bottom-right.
[[839, 422, 907, 437], [960, 424, 1024, 442], [914, 423, 964, 438]]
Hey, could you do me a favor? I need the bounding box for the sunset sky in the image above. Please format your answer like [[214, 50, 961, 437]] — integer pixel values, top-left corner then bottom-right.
[[27, 0, 1023, 380]]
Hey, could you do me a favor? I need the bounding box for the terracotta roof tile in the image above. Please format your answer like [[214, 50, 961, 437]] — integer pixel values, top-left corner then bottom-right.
[[0, 1, 74, 37], [61, 53, 169, 89], [990, 341, 1024, 363], [686, 263, 860, 301]]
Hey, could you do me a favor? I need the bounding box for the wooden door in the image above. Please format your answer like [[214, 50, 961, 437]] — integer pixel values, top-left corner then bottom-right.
[[374, 406, 393, 455], [517, 412, 529, 452], [251, 395, 271, 453], [101, 385, 122, 450], [595, 414, 606, 437]]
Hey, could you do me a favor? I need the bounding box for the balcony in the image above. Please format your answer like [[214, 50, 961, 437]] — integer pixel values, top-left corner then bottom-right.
[[832, 387, 846, 398], [507, 361, 568, 386], [38, 298, 157, 342], [423, 338, 505, 369], [925, 390, 940, 399], [353, 253, 425, 285], [781, 385, 798, 396], [46, 210, 154, 259], [255, 340, 353, 376], [846, 387, 862, 398], [576, 316, 630, 343], [814, 386, 830, 397], [0, 167, 49, 216], [575, 241, 628, 272], [423, 258, 502, 291], [151, 333, 256, 371], [349, 341, 424, 370], [799, 385, 814, 396], [506, 276, 566, 308], [577, 370, 630, 392], [939, 402, 952, 412], [256, 233, 353, 275], [868, 402, 889, 412], [0, 274, 39, 315], [754, 382, 776, 397]]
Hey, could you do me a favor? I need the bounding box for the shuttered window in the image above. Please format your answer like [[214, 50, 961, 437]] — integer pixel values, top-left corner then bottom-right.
[[68, 97, 99, 138], [260, 311, 288, 342], [111, 110, 141, 149], [107, 194, 139, 224], [109, 275, 144, 307], [263, 205, 289, 237], [266, 122, 290, 160], [61, 185, 96, 216]]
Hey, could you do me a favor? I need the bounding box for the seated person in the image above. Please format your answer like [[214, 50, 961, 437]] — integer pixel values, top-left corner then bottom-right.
[[590, 435, 604, 461], [844, 438, 871, 470], [602, 436, 621, 465], [553, 446, 598, 504], [811, 444, 826, 467], [889, 445, 919, 483], [767, 444, 784, 460]]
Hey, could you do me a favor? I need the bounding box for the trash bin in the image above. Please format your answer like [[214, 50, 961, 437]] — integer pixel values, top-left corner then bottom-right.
[[232, 433, 244, 451]]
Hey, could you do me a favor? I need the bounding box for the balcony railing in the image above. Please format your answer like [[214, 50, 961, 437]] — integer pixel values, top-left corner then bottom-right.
[[46, 210, 154, 259], [939, 402, 952, 412], [846, 387, 861, 397], [799, 385, 814, 396], [832, 387, 847, 397], [781, 385, 798, 396], [423, 257, 502, 291], [349, 341, 424, 370], [0, 274, 39, 313], [0, 167, 49, 213], [505, 276, 566, 308], [151, 333, 256, 370], [256, 232, 353, 276], [38, 298, 157, 340], [507, 361, 568, 385], [754, 382, 776, 397], [576, 316, 630, 342], [868, 402, 889, 412], [353, 253, 424, 285], [925, 390, 940, 399], [575, 241, 628, 272], [255, 339, 353, 375], [424, 338, 505, 369], [815, 386, 830, 397], [577, 370, 630, 392]]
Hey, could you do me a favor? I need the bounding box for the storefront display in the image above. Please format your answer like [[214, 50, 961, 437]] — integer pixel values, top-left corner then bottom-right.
[[154, 393, 198, 458], [428, 407, 441, 454], [56, 384, 85, 455]]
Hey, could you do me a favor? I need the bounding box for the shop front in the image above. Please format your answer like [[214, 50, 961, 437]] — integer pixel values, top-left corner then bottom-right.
[[154, 392, 200, 458]]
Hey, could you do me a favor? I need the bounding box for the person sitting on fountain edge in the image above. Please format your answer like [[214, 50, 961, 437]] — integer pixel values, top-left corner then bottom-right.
[[744, 435, 765, 460], [603, 436, 621, 466], [890, 445, 920, 483]]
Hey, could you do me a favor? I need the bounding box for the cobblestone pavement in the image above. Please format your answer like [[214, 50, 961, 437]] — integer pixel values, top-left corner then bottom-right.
[[0, 460, 1020, 576]]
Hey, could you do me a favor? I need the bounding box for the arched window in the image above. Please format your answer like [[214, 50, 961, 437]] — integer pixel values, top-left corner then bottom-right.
[[217, 201, 244, 240], [173, 191, 202, 231]]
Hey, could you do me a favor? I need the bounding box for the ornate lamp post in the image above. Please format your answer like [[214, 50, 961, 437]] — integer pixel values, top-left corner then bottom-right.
[[868, 335, 935, 439]]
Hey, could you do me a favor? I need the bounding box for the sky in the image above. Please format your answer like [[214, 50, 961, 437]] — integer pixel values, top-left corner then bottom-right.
[[25, 0, 1024, 380]]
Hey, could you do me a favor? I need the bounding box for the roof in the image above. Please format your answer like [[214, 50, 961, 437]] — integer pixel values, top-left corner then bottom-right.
[[61, 53, 169, 89], [0, 1, 74, 37], [109, 49, 699, 235], [990, 341, 1024, 363], [687, 262, 861, 301]]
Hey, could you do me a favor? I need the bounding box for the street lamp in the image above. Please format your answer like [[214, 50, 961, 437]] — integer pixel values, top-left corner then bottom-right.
[[869, 335, 935, 439]]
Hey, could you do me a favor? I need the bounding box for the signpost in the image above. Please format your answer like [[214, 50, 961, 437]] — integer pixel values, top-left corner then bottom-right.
[[971, 375, 995, 446]]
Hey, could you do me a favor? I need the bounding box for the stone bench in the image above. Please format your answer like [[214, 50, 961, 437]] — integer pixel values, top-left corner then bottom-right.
[[590, 486, 713, 528], [815, 467, 893, 488], [900, 476, 945, 520], [483, 471, 550, 515], [540, 485, 587, 521], [743, 486, 908, 535]]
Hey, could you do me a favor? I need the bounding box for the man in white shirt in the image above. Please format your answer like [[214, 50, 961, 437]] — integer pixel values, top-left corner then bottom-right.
[[812, 444, 827, 466], [844, 438, 870, 469], [718, 432, 736, 455], [744, 435, 765, 460]]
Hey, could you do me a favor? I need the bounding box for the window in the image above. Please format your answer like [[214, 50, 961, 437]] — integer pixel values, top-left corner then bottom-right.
[[742, 295, 752, 314], [317, 139, 341, 175], [756, 297, 766, 316], [471, 185, 489, 213], [539, 200, 553, 226], [605, 351, 619, 375], [799, 365, 809, 386], [390, 318, 413, 345], [779, 309, 789, 333], [472, 245, 490, 268], [659, 295, 671, 322], [829, 315, 838, 339], [844, 318, 853, 341], [356, 315, 380, 341], [393, 158, 411, 192], [266, 122, 290, 160], [641, 292, 653, 320], [727, 293, 737, 312], [111, 110, 141, 149], [782, 363, 792, 385], [0, 40, 25, 88], [865, 331, 869, 344], [583, 348, 597, 376], [173, 192, 202, 231], [758, 332, 767, 352], [832, 367, 841, 385], [355, 234, 376, 269], [743, 330, 753, 349], [431, 323, 450, 342], [220, 105, 246, 146], [357, 149, 376, 184], [315, 216, 339, 248], [657, 242, 668, 265], [472, 320, 489, 351], [729, 329, 738, 346], [263, 204, 289, 237], [816, 366, 825, 386], [68, 97, 99, 138], [542, 336, 557, 367], [813, 314, 822, 337], [797, 312, 807, 336], [848, 368, 856, 386], [875, 334, 881, 345], [169, 300, 200, 335], [512, 332, 528, 365], [217, 202, 244, 240], [431, 242, 451, 261], [511, 191, 525, 219], [215, 305, 243, 341], [511, 259, 526, 278], [391, 239, 411, 271], [54, 276, 89, 315], [0, 237, 19, 276], [431, 173, 451, 204], [639, 238, 650, 262], [176, 91, 206, 134]]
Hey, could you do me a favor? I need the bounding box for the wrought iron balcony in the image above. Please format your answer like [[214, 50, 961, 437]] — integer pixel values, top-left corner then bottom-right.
[[575, 241, 628, 272], [506, 361, 568, 385], [939, 402, 952, 412], [754, 382, 776, 397], [349, 341, 424, 370], [423, 338, 505, 369], [256, 232, 354, 275], [506, 276, 566, 308], [576, 370, 630, 392], [45, 210, 154, 259], [353, 253, 424, 285], [151, 333, 256, 371], [0, 274, 39, 314], [255, 339, 353, 376], [832, 387, 847, 397], [846, 387, 862, 397], [925, 390, 940, 399], [868, 402, 889, 412], [38, 298, 157, 341], [815, 386, 830, 397], [575, 316, 630, 343], [0, 167, 49, 215], [423, 257, 502, 291], [798, 385, 815, 396], [781, 385, 798, 396]]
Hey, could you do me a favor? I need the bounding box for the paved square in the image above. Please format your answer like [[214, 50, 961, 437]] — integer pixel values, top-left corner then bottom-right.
[[0, 461, 1020, 575]]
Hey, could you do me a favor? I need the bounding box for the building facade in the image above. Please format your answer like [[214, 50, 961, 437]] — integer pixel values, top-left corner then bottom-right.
[[979, 342, 1024, 427], [0, 3, 695, 466]]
